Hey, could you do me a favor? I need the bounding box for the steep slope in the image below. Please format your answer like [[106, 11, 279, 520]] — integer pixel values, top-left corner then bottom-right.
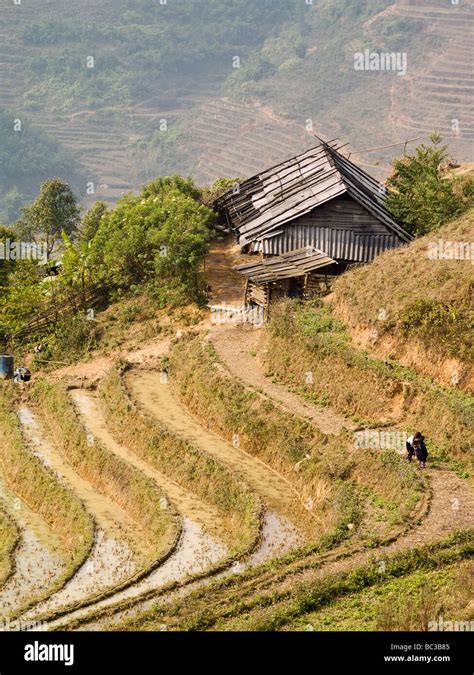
[[330, 208, 474, 391]]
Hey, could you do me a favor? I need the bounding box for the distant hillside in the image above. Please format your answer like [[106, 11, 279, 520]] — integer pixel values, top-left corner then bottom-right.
[[330, 207, 474, 391], [0, 110, 86, 222], [1, 0, 472, 218]]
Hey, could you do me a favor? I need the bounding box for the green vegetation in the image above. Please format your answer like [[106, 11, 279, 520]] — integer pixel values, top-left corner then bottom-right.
[[286, 559, 474, 631], [2, 0, 446, 204], [90, 177, 214, 306], [248, 532, 474, 632], [18, 179, 80, 258], [0, 383, 94, 614], [78, 201, 108, 244], [401, 299, 468, 357], [0, 176, 214, 354], [17, 1, 298, 113], [373, 563, 472, 632], [99, 365, 261, 555], [202, 178, 242, 207], [386, 136, 474, 236]]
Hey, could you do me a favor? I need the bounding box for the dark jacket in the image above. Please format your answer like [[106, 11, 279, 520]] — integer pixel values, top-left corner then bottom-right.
[[415, 442, 428, 462]]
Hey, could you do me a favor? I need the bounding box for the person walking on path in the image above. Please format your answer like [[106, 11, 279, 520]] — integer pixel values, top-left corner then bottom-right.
[[414, 435, 428, 469], [406, 431, 428, 469]]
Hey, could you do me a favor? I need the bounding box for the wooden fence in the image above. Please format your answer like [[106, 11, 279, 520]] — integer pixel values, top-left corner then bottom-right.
[[12, 286, 108, 342]]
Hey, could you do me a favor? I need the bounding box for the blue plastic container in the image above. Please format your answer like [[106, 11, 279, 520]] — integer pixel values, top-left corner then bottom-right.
[[0, 355, 14, 380]]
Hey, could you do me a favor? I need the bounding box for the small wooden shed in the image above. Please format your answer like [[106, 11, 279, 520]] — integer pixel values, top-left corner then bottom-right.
[[214, 140, 412, 311], [235, 246, 336, 312]]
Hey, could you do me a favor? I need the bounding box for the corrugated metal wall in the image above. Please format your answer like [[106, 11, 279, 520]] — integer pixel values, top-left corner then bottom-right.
[[252, 225, 400, 261]]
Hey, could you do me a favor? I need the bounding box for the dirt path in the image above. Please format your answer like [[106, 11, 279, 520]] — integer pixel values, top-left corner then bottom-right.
[[71, 391, 229, 550], [0, 471, 65, 619], [210, 326, 351, 435], [47, 337, 172, 385], [126, 370, 303, 534], [204, 236, 248, 307]]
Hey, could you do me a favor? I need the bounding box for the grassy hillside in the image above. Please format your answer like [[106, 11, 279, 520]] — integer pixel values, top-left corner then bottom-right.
[[331, 208, 474, 390], [259, 300, 473, 468], [284, 558, 473, 631], [112, 530, 473, 631]]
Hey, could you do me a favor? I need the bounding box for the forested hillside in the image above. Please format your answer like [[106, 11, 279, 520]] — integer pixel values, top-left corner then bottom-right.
[[1, 0, 472, 221]]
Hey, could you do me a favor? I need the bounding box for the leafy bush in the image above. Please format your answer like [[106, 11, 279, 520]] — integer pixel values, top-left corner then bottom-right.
[[90, 176, 215, 305], [295, 302, 346, 336], [386, 136, 473, 236]]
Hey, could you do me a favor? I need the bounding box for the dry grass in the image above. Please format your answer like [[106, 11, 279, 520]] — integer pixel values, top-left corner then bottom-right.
[[99, 365, 261, 556], [169, 335, 425, 542], [32, 379, 177, 561], [0, 383, 94, 610], [0, 506, 18, 587], [331, 209, 474, 389], [262, 301, 473, 465]]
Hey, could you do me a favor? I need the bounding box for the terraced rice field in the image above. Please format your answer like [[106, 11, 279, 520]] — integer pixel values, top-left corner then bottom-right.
[[386, 1, 474, 155], [2, 0, 471, 214], [0, 308, 470, 633]]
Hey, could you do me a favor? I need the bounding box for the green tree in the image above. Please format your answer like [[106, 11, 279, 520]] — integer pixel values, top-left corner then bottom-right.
[[0, 261, 46, 335], [20, 178, 80, 258], [91, 178, 214, 305], [386, 135, 471, 236], [202, 177, 241, 207], [141, 176, 202, 201], [79, 201, 108, 243], [60, 232, 95, 299]]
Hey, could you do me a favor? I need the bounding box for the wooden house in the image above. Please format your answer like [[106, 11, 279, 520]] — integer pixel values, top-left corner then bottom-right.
[[214, 140, 412, 312]]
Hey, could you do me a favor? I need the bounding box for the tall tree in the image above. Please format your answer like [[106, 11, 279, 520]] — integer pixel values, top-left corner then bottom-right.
[[386, 135, 471, 236], [79, 201, 108, 243], [20, 178, 80, 258]]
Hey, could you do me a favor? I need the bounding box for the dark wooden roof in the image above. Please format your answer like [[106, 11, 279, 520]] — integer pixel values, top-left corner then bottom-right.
[[234, 247, 336, 283], [214, 141, 412, 248]]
